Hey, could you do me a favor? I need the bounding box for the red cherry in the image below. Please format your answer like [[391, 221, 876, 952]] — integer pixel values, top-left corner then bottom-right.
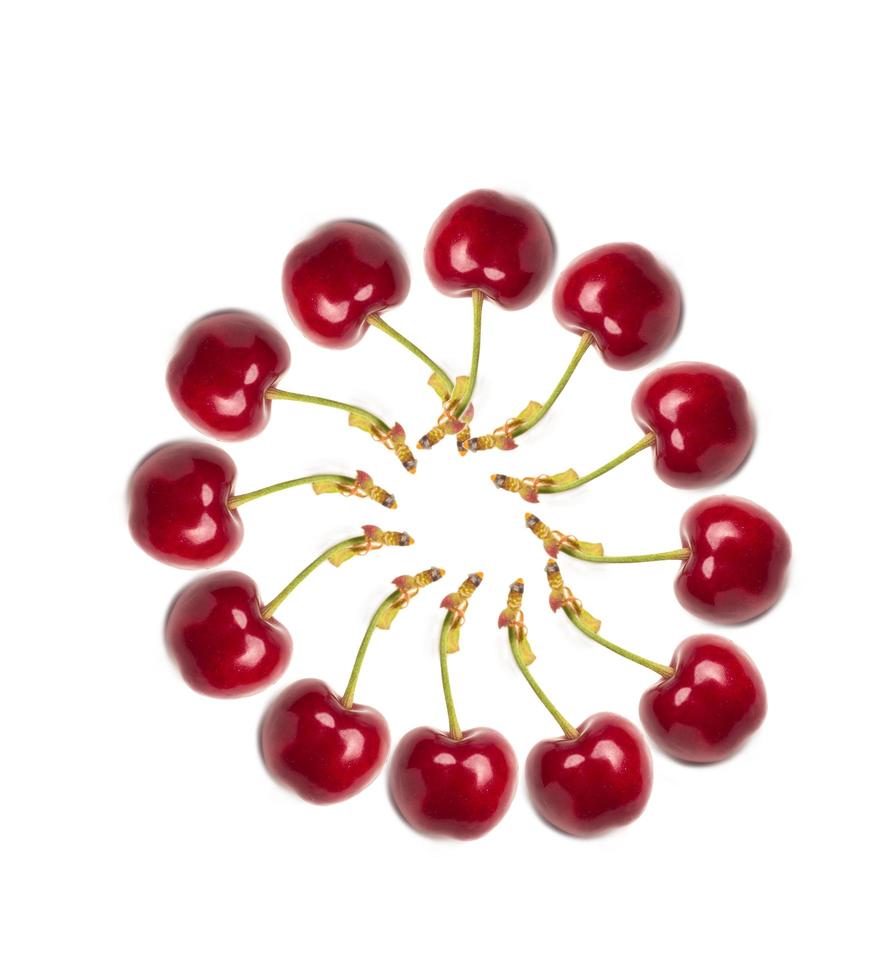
[[677, 495, 791, 624], [390, 727, 517, 840], [282, 221, 410, 350], [425, 189, 554, 310], [640, 635, 767, 762], [167, 310, 291, 440], [261, 678, 390, 804], [526, 713, 652, 836], [128, 441, 242, 568], [632, 361, 754, 487], [165, 571, 291, 697], [553, 243, 681, 369]]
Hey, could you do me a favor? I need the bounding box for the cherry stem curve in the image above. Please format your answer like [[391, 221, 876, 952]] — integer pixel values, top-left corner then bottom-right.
[[366, 314, 454, 393], [453, 289, 483, 419], [228, 474, 349, 509], [538, 432, 656, 494], [439, 613, 463, 740], [563, 607, 674, 678], [564, 545, 691, 565], [507, 628, 579, 739], [341, 590, 399, 710], [512, 333, 592, 438], [266, 387, 389, 432]]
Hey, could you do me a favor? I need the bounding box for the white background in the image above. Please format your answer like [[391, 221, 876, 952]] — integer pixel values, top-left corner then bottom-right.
[[2, 3, 890, 977]]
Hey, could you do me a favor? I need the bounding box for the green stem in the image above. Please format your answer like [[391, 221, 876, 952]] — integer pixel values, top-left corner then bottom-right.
[[341, 590, 400, 709], [507, 630, 579, 738], [366, 314, 453, 392], [266, 388, 389, 433], [538, 432, 656, 494], [261, 535, 365, 620], [512, 334, 592, 438], [228, 474, 350, 509], [563, 608, 674, 678], [563, 546, 690, 564], [439, 614, 463, 740], [454, 290, 483, 417]]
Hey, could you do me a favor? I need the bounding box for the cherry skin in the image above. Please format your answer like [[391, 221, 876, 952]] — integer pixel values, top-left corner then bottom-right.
[[640, 635, 767, 763], [526, 713, 651, 836], [167, 310, 291, 440], [261, 678, 389, 804], [424, 189, 554, 310], [676, 496, 792, 624], [128, 441, 242, 568], [282, 221, 410, 350], [632, 362, 754, 488], [165, 571, 291, 697], [553, 243, 681, 369], [390, 727, 517, 839]]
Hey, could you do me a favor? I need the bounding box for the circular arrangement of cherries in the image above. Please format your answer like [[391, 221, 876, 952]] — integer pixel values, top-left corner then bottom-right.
[[129, 189, 791, 839]]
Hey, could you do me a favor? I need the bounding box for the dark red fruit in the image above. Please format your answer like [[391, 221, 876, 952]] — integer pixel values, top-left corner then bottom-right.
[[425, 189, 554, 310], [282, 221, 410, 349], [390, 727, 517, 839], [553, 243, 681, 369], [526, 713, 651, 836], [262, 678, 390, 804], [167, 310, 291, 440], [640, 635, 767, 762], [677, 495, 791, 624], [165, 571, 291, 697], [632, 362, 754, 487], [128, 441, 242, 568]]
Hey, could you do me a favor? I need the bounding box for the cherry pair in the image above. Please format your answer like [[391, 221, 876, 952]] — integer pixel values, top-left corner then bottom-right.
[[545, 562, 767, 763], [493, 361, 754, 493], [128, 440, 395, 568], [526, 494, 791, 624], [166, 525, 412, 696]]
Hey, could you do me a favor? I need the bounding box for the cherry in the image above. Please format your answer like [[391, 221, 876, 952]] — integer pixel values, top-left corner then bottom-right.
[[632, 361, 754, 488], [167, 310, 290, 440], [261, 567, 442, 804], [165, 571, 291, 697], [128, 441, 242, 568], [546, 563, 767, 764], [640, 635, 767, 763], [676, 495, 791, 624], [390, 727, 517, 839], [262, 678, 389, 803], [553, 243, 681, 369], [526, 499, 791, 625], [390, 573, 517, 839], [425, 189, 554, 309], [500, 579, 651, 836], [282, 220, 410, 350]]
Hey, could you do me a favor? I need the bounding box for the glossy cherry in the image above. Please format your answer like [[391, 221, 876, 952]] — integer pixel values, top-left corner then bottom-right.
[[262, 678, 389, 804], [167, 310, 290, 440], [677, 496, 791, 624], [527, 713, 652, 836], [165, 571, 291, 697], [633, 361, 754, 488], [128, 441, 241, 568], [553, 243, 681, 369], [640, 635, 767, 762], [390, 727, 517, 839], [282, 221, 410, 349], [425, 189, 554, 309]]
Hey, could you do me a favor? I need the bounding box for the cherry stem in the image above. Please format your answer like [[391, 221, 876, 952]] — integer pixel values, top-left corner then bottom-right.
[[539, 432, 656, 494], [228, 473, 350, 509], [266, 387, 389, 432], [452, 290, 484, 419], [261, 534, 365, 621], [512, 333, 592, 438], [366, 314, 454, 393], [565, 544, 690, 564], [439, 613, 463, 740], [341, 589, 400, 710], [507, 629, 579, 739], [563, 607, 674, 678]]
